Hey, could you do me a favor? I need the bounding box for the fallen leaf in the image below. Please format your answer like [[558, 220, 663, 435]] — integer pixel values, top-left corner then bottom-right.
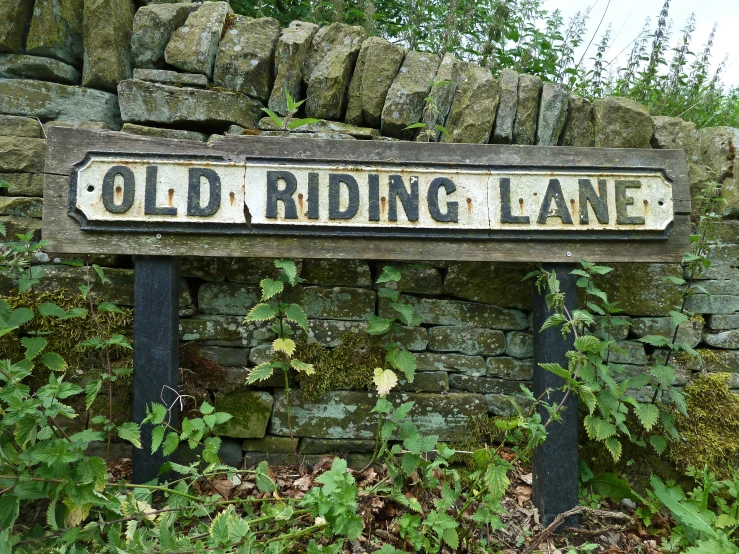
[[514, 484, 532, 506], [293, 474, 313, 491], [520, 473, 533, 485]]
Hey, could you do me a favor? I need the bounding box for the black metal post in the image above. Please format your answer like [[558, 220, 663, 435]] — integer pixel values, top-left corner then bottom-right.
[[532, 263, 579, 528], [132, 256, 180, 483]]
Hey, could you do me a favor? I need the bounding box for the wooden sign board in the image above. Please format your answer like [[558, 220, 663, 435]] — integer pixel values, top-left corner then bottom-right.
[[44, 127, 691, 262]]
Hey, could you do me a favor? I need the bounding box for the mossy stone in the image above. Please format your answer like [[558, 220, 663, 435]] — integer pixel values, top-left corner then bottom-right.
[[0, 172, 44, 197], [0, 216, 41, 239], [131, 2, 199, 69], [449, 374, 528, 395], [227, 258, 303, 284], [593, 97, 653, 148], [0, 197, 42, 218], [299, 438, 375, 454], [513, 74, 542, 145], [504, 332, 533, 359], [0, 54, 80, 84], [703, 329, 739, 349], [0, 115, 43, 138], [243, 435, 293, 452], [608, 340, 647, 365], [121, 123, 208, 142], [179, 315, 273, 344], [594, 263, 682, 316], [491, 68, 517, 144], [302, 259, 371, 287], [26, 0, 83, 66], [442, 62, 499, 144], [559, 95, 593, 147], [214, 390, 273, 438], [536, 82, 569, 146], [0, 137, 46, 173], [485, 356, 532, 381], [707, 315, 739, 330], [270, 390, 486, 441], [82, 0, 135, 91], [443, 262, 532, 310], [397, 372, 449, 393], [302, 319, 427, 351], [631, 317, 701, 348], [428, 326, 505, 356], [268, 20, 318, 116], [414, 352, 486, 376], [0, 0, 35, 53]]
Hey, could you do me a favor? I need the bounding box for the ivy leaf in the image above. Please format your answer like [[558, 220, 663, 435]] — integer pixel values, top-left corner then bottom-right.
[[246, 303, 277, 322], [285, 304, 308, 331], [366, 315, 393, 335], [273, 338, 296, 356], [260, 278, 284, 300], [20, 336, 45, 360], [290, 359, 315, 374], [247, 362, 274, 384], [387, 348, 416, 382], [373, 368, 398, 397], [633, 403, 659, 431], [42, 352, 67, 371], [117, 422, 141, 449], [151, 426, 165, 454]]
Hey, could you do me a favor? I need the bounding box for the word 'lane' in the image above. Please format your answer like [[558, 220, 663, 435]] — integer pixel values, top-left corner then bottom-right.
[[74, 157, 674, 233]]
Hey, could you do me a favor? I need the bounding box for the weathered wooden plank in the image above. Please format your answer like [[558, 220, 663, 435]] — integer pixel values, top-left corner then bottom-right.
[[45, 128, 691, 215], [43, 171, 691, 261]]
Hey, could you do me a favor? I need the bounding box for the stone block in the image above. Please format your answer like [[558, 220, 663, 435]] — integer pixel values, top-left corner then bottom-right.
[[651, 116, 700, 160], [415, 352, 486, 375], [491, 68, 518, 144], [593, 97, 653, 149], [303, 23, 365, 120], [686, 295, 739, 315], [449, 374, 526, 395], [132, 68, 208, 88], [180, 256, 232, 281], [589, 315, 632, 341], [485, 391, 534, 416], [0, 54, 80, 84], [594, 263, 683, 316], [301, 259, 371, 287], [0, 115, 43, 138], [708, 315, 739, 330], [486, 356, 532, 381], [227, 258, 303, 284], [443, 62, 498, 144], [121, 123, 207, 142], [397, 371, 449, 393], [0, 197, 42, 218], [697, 126, 739, 183], [243, 436, 294, 452], [416, 53, 456, 142], [131, 2, 198, 69], [299, 438, 375, 454], [214, 390, 273, 438], [712, 221, 739, 245], [26, 0, 83, 66], [702, 329, 739, 349], [165, 1, 232, 78], [374, 263, 442, 295], [0, 216, 41, 239], [630, 317, 702, 348], [559, 95, 593, 147], [258, 116, 379, 138], [609, 340, 648, 365], [536, 82, 569, 146], [379, 295, 528, 330], [505, 331, 533, 359], [513, 74, 542, 145], [268, 20, 318, 116], [300, 319, 427, 351], [429, 326, 505, 356], [118, 79, 262, 130], [0, 173, 44, 197], [82, 0, 135, 91], [0, 0, 35, 53], [381, 51, 440, 139], [0, 79, 121, 129], [214, 16, 280, 102], [248, 344, 272, 365], [44, 120, 110, 132], [345, 36, 405, 127], [676, 349, 739, 373], [0, 137, 46, 173], [198, 345, 248, 367], [443, 262, 532, 310], [179, 315, 274, 345], [269, 390, 486, 440]]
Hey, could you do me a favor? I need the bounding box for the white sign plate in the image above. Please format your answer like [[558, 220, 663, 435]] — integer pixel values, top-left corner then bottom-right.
[[71, 156, 674, 238]]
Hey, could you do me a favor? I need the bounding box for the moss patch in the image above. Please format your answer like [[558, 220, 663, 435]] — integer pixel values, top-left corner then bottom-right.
[[295, 332, 384, 400]]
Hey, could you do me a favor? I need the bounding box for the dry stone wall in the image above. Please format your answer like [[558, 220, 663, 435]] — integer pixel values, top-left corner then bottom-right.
[[0, 1, 738, 466]]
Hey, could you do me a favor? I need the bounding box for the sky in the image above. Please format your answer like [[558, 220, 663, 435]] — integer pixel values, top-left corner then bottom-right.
[[541, 0, 739, 88]]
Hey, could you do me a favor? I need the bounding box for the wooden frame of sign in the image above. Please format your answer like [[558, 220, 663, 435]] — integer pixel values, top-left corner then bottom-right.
[[43, 127, 690, 527], [44, 127, 689, 262]]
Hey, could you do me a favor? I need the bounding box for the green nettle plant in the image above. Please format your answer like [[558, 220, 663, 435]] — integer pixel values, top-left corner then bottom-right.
[[262, 89, 320, 132], [243, 259, 315, 460], [404, 79, 452, 142]]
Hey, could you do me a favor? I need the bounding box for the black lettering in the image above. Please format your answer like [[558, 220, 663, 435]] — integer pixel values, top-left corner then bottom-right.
[[266, 171, 298, 219], [388, 174, 419, 222], [144, 166, 177, 216], [579, 178, 609, 224], [368, 173, 380, 221], [187, 168, 221, 216], [101, 165, 134, 214], [615, 179, 645, 225], [307, 172, 319, 219], [329, 173, 359, 219], [537, 179, 572, 224], [500, 177, 530, 224], [427, 177, 458, 222]]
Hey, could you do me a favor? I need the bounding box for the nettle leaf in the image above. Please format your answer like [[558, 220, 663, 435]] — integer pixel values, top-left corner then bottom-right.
[[387, 348, 416, 381], [389, 302, 422, 327], [200, 401, 214, 415], [204, 412, 232, 428], [117, 422, 141, 449], [274, 259, 298, 284], [605, 437, 622, 462], [290, 358, 315, 374], [85, 379, 102, 411], [574, 335, 601, 353], [376, 266, 401, 284], [97, 302, 123, 314], [42, 352, 67, 371], [633, 403, 659, 431], [273, 337, 295, 356], [650, 435, 668, 454], [151, 426, 165, 454], [366, 315, 394, 335], [38, 302, 67, 318], [669, 310, 689, 328], [0, 493, 19, 529], [373, 368, 398, 397], [246, 303, 276, 322], [262, 107, 284, 130], [21, 336, 47, 360], [539, 362, 570, 379], [161, 431, 180, 456], [638, 334, 671, 347], [651, 364, 677, 388], [260, 278, 284, 300], [377, 288, 400, 302], [7, 307, 33, 328], [247, 362, 274, 383], [285, 304, 308, 331], [579, 385, 597, 413]]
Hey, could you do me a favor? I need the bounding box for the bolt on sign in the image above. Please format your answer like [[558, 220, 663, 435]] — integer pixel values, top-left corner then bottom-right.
[[44, 128, 690, 262]]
